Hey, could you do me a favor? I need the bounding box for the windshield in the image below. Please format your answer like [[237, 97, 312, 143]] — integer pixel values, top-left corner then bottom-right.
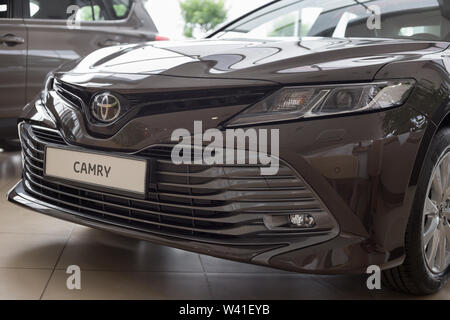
[[212, 0, 450, 41]]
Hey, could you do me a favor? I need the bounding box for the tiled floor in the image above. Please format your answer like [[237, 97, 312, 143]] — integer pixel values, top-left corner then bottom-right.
[[0, 150, 449, 300]]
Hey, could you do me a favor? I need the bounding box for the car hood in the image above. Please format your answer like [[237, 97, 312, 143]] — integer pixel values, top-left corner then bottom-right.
[[57, 38, 449, 86]]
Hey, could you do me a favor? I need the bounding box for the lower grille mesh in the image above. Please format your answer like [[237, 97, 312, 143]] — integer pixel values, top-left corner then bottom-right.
[[21, 124, 327, 244]]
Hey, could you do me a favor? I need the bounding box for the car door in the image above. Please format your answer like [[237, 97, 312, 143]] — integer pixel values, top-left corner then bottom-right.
[[0, 0, 27, 124], [23, 0, 158, 103]]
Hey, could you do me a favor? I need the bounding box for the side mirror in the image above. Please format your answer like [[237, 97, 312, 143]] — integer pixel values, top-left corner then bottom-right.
[[439, 0, 450, 19]]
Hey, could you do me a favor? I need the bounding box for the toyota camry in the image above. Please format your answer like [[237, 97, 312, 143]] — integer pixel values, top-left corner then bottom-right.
[[8, 0, 450, 295]]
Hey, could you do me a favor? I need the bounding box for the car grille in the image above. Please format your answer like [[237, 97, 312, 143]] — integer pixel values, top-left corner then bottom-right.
[[20, 123, 330, 244], [53, 80, 87, 111], [53, 79, 275, 117]]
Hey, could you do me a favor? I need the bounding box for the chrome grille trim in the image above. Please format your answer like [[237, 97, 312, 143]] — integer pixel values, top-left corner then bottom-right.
[[23, 168, 268, 225], [53, 80, 86, 110], [20, 123, 332, 243], [23, 176, 264, 235], [53, 79, 274, 115]]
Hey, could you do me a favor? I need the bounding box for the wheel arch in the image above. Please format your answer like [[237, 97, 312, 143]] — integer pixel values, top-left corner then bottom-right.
[[409, 106, 450, 187]]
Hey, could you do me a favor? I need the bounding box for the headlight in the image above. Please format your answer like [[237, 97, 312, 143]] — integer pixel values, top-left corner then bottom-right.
[[225, 79, 416, 127]]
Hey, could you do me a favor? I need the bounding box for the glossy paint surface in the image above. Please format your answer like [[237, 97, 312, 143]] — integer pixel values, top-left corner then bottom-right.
[[9, 35, 450, 273], [55, 38, 449, 83]]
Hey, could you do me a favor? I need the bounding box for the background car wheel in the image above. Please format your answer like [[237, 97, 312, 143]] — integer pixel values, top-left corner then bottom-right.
[[383, 128, 450, 295]]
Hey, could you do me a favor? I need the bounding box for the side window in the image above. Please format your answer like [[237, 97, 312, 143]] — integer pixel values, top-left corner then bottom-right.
[[27, 0, 132, 21], [29, 0, 81, 20], [112, 0, 131, 19], [76, 5, 105, 21], [226, 4, 324, 39], [0, 0, 9, 19], [399, 26, 441, 38]]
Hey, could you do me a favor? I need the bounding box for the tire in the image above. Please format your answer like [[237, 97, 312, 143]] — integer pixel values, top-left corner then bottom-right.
[[382, 128, 450, 295]]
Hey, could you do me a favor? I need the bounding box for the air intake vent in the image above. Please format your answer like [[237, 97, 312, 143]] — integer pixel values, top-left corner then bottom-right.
[[20, 124, 332, 244]]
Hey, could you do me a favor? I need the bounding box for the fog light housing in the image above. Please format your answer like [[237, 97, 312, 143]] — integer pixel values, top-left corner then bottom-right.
[[289, 214, 316, 228]]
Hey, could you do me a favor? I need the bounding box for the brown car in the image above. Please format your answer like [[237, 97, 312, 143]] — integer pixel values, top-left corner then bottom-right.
[[0, 0, 161, 146], [7, 0, 450, 295]]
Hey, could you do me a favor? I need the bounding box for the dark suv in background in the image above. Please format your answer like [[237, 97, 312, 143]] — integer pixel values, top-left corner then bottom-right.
[[0, 0, 160, 146]]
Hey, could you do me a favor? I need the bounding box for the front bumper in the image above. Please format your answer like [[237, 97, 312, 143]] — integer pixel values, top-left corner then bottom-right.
[[11, 122, 341, 271], [8, 91, 432, 274], [9, 180, 286, 265]]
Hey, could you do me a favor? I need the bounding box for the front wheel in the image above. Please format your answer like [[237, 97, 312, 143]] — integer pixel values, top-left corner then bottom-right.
[[383, 128, 450, 295]]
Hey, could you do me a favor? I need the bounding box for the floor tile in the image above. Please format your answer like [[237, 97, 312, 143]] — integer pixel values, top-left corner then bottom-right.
[[370, 283, 450, 300], [200, 255, 289, 274], [206, 274, 343, 300], [0, 153, 22, 191], [56, 229, 204, 272], [0, 233, 67, 268], [0, 205, 74, 236], [314, 275, 376, 299], [0, 268, 52, 300], [42, 270, 211, 300]]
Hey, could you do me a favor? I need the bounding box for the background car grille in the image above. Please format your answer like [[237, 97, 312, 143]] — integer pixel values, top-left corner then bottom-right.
[[20, 124, 330, 244]]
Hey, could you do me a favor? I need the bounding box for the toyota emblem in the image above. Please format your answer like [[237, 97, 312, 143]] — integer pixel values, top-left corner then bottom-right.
[[91, 92, 121, 123]]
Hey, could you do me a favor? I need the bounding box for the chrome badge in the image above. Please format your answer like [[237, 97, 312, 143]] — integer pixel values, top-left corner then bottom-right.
[[91, 92, 121, 123]]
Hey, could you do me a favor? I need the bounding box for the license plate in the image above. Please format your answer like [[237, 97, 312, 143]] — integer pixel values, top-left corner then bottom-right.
[[44, 146, 148, 196]]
